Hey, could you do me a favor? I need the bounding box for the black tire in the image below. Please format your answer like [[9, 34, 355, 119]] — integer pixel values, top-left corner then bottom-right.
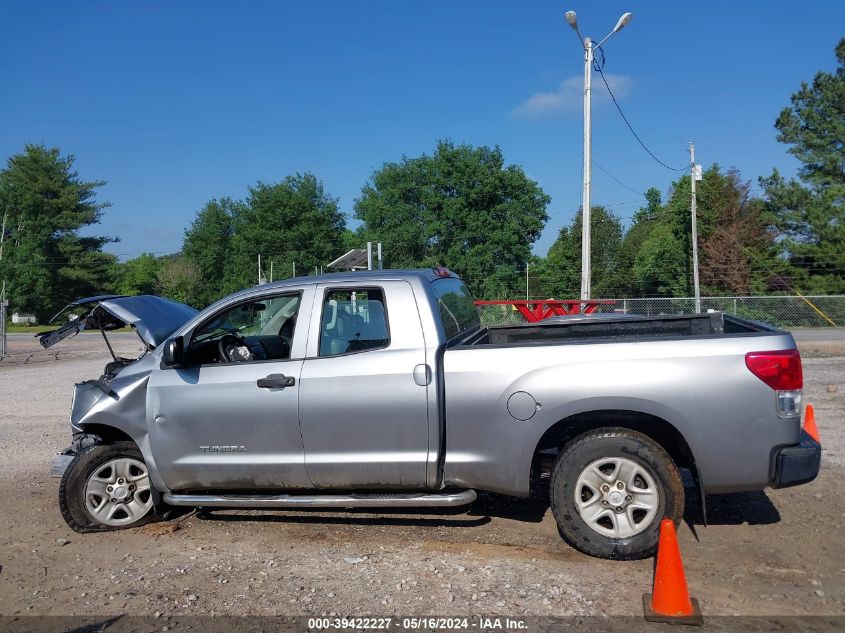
[[550, 427, 683, 560], [59, 441, 162, 533]]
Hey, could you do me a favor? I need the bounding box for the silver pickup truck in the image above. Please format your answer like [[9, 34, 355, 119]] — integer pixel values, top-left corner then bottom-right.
[[45, 268, 821, 560]]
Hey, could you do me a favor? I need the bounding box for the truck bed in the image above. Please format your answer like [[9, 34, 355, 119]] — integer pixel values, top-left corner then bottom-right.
[[458, 312, 778, 347], [441, 309, 799, 497]]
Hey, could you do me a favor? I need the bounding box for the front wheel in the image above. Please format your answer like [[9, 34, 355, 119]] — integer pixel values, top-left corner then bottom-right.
[[59, 441, 161, 533], [550, 427, 684, 560]]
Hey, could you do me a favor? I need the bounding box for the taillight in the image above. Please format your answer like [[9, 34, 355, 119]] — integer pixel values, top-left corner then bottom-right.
[[745, 349, 803, 418], [745, 349, 803, 390]]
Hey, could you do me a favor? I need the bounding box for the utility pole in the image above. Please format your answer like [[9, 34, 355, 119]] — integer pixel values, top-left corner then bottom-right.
[[565, 10, 633, 302], [579, 36, 593, 302], [690, 142, 701, 313]]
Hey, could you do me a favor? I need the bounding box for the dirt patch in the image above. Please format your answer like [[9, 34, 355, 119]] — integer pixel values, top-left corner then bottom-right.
[[140, 522, 182, 537]]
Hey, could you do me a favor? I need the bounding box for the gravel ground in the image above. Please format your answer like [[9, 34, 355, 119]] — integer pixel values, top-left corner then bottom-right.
[[0, 331, 843, 619]]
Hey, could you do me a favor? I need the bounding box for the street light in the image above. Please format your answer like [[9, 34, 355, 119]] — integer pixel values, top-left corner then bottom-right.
[[612, 12, 632, 35], [564, 10, 633, 301]]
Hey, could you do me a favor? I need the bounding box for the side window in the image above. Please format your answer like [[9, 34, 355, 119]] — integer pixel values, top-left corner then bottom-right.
[[431, 278, 480, 340], [189, 293, 301, 365], [319, 288, 389, 357]]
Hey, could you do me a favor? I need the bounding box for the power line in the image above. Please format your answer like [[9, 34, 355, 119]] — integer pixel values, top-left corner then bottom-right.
[[591, 160, 646, 197], [593, 51, 687, 172]]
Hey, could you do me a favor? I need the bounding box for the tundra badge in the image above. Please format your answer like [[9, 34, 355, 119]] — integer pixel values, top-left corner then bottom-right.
[[199, 445, 248, 453]]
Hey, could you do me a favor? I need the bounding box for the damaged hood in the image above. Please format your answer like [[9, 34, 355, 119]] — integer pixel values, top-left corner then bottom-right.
[[39, 295, 199, 349]]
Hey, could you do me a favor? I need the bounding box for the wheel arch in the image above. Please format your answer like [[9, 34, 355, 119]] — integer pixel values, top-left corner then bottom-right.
[[76, 423, 136, 445], [75, 420, 169, 495], [532, 409, 699, 485]]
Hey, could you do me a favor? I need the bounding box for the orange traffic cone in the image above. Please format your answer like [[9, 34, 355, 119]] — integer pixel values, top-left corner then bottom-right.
[[643, 519, 703, 626], [804, 404, 821, 443]]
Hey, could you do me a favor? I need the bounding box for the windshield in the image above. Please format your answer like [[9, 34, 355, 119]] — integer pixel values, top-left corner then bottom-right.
[[431, 278, 481, 341]]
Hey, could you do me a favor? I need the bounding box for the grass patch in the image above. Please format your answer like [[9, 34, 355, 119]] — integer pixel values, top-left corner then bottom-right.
[[5, 324, 46, 333]]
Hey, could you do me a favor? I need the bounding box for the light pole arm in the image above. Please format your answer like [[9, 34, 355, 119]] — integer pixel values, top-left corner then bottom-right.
[[595, 26, 621, 50]]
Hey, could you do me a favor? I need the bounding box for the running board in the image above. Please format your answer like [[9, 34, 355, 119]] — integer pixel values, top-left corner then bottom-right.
[[162, 489, 477, 509]]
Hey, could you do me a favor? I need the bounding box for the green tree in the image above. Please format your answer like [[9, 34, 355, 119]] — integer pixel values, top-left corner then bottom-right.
[[113, 252, 161, 296], [355, 140, 550, 299], [156, 256, 203, 306], [536, 229, 579, 300], [224, 173, 345, 293], [539, 206, 623, 299], [340, 228, 365, 253], [761, 39, 845, 293], [642, 165, 775, 297], [775, 39, 845, 192], [618, 187, 662, 295], [183, 198, 237, 306], [0, 145, 116, 322], [697, 168, 776, 295], [660, 174, 697, 296], [632, 222, 688, 296]]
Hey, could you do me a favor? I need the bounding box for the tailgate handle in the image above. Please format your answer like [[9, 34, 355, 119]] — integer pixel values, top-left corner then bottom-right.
[[257, 374, 295, 389]]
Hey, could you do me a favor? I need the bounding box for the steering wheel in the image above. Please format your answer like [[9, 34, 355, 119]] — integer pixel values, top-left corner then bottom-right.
[[217, 333, 251, 363], [279, 334, 292, 351], [277, 318, 295, 353]]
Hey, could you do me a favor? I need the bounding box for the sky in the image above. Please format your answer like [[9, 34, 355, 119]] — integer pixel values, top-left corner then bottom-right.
[[2, 0, 844, 261]]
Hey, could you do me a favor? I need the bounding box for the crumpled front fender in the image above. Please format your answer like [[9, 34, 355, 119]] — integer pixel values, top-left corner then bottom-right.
[[61, 355, 168, 492]]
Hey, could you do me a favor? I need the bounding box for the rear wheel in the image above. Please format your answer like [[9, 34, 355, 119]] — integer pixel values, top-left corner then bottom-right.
[[550, 427, 683, 560], [59, 441, 161, 533]]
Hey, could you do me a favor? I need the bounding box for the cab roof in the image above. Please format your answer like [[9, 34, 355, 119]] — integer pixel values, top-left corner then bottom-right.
[[251, 267, 458, 293]]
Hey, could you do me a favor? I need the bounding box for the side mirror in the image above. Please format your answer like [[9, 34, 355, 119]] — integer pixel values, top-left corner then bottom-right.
[[161, 336, 184, 368]]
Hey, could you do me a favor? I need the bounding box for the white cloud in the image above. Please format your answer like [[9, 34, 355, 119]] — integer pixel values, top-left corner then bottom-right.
[[512, 74, 634, 119]]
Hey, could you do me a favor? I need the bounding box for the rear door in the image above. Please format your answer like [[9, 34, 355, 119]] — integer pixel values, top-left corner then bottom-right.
[[298, 281, 431, 488]]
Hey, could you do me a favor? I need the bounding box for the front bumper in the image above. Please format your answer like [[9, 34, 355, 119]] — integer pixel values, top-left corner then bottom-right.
[[50, 435, 98, 478], [770, 431, 821, 489]]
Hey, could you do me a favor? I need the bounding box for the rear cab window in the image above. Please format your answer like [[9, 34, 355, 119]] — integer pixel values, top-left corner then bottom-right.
[[431, 278, 481, 342], [319, 287, 389, 357]]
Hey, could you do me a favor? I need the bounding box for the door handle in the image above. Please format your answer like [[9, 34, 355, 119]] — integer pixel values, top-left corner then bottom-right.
[[413, 364, 432, 386], [256, 374, 296, 388]]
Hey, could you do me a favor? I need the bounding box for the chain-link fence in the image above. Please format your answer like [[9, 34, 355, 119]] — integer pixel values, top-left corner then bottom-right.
[[476, 295, 845, 329]]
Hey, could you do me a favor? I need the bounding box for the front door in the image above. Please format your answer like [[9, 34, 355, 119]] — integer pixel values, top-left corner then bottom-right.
[[298, 281, 431, 488], [147, 288, 313, 492]]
